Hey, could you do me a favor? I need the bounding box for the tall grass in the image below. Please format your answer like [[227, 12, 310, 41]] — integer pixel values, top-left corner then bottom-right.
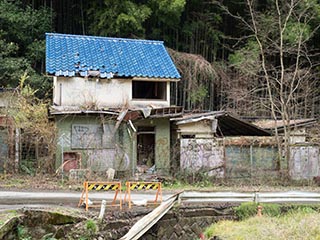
[[205, 207, 320, 239]]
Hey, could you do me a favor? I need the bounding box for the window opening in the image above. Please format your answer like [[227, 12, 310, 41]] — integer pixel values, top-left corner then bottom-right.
[[132, 81, 166, 100]]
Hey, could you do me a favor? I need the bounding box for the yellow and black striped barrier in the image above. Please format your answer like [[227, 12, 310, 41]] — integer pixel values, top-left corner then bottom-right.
[[78, 181, 122, 211], [124, 182, 162, 209]]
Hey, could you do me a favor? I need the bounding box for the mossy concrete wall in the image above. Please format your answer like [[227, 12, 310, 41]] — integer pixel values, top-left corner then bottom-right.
[[54, 115, 171, 175], [55, 115, 132, 172]]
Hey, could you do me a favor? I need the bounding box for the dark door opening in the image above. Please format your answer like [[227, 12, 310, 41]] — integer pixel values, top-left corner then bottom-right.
[[137, 127, 155, 170]]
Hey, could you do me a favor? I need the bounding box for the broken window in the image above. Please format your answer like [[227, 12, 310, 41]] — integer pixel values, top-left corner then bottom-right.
[[132, 81, 166, 100], [71, 124, 103, 149], [71, 123, 115, 149]]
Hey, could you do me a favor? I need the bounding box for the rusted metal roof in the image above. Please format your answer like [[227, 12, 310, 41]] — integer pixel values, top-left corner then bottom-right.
[[171, 111, 271, 136], [254, 118, 317, 131]]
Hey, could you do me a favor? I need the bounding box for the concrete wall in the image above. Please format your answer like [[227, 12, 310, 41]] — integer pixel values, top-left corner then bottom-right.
[[225, 145, 278, 178], [55, 115, 132, 172], [53, 77, 170, 108], [59, 204, 235, 239], [179, 136, 279, 178], [143, 205, 235, 239], [180, 138, 224, 177], [290, 128, 307, 144], [176, 121, 214, 138], [290, 145, 320, 179], [54, 114, 171, 175]]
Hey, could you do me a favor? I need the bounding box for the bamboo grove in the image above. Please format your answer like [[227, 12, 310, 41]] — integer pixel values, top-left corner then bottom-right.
[[1, 0, 320, 119]]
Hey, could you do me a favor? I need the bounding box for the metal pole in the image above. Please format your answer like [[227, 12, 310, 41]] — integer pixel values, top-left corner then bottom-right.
[[15, 128, 20, 173], [250, 144, 253, 177], [132, 132, 136, 177], [61, 135, 64, 184]]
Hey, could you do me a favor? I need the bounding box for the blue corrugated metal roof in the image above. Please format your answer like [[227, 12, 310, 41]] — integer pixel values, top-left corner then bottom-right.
[[46, 33, 181, 79]]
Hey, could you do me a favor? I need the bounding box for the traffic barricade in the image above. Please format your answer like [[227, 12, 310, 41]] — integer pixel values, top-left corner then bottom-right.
[[78, 181, 122, 211], [124, 181, 162, 209]]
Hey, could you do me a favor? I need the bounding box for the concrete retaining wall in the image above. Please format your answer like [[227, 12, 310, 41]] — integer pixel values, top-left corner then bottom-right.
[[143, 204, 235, 239]]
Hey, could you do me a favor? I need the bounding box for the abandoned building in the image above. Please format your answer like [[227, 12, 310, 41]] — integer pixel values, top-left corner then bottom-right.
[[46, 33, 182, 176], [254, 118, 320, 179], [171, 111, 276, 178], [45, 33, 320, 180]]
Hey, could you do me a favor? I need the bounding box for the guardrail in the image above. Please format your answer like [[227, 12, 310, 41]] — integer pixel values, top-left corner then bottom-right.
[[179, 191, 320, 204]]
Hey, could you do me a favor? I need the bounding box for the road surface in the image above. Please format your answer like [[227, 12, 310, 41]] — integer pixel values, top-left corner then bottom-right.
[[0, 190, 170, 211]]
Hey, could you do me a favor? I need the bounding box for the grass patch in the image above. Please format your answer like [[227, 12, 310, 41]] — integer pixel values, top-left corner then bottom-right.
[[235, 202, 281, 220], [86, 219, 97, 234], [205, 207, 320, 240], [0, 210, 19, 227]]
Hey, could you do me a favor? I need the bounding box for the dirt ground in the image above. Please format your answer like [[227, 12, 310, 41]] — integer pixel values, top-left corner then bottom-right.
[[1, 173, 320, 193], [0, 173, 84, 191]]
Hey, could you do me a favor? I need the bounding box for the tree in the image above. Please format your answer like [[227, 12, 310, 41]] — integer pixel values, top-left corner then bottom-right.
[[0, 0, 53, 97], [220, 0, 320, 176], [168, 49, 218, 110], [86, 1, 152, 38]]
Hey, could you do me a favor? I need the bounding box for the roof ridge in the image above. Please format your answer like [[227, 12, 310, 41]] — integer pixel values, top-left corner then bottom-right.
[[45, 32, 164, 44]]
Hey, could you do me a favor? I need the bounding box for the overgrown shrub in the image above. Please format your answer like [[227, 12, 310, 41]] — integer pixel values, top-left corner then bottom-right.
[[281, 204, 320, 215], [5, 74, 56, 173]]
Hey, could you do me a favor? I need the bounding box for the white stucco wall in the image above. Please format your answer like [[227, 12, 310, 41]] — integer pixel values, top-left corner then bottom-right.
[[180, 138, 224, 177], [289, 128, 307, 143], [53, 77, 170, 108], [176, 121, 214, 138]]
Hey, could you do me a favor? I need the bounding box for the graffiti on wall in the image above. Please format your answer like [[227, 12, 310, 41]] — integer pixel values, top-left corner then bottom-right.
[[57, 133, 71, 147], [180, 139, 224, 177], [71, 124, 103, 149]]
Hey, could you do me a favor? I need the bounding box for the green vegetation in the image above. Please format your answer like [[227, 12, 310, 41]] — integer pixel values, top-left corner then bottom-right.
[[234, 202, 281, 220], [75, 219, 98, 240], [41, 233, 56, 240], [1, 0, 320, 116], [3, 74, 57, 173], [17, 225, 31, 240], [85, 219, 97, 235], [0, 210, 19, 226], [205, 205, 320, 240], [0, 0, 52, 98], [0, 0, 319, 176]]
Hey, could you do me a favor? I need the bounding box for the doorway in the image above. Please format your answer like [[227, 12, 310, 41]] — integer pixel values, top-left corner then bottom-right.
[[137, 127, 155, 169]]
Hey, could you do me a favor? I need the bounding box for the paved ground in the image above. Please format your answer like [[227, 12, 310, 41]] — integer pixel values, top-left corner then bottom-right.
[[0, 190, 171, 211], [2, 188, 320, 212]]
